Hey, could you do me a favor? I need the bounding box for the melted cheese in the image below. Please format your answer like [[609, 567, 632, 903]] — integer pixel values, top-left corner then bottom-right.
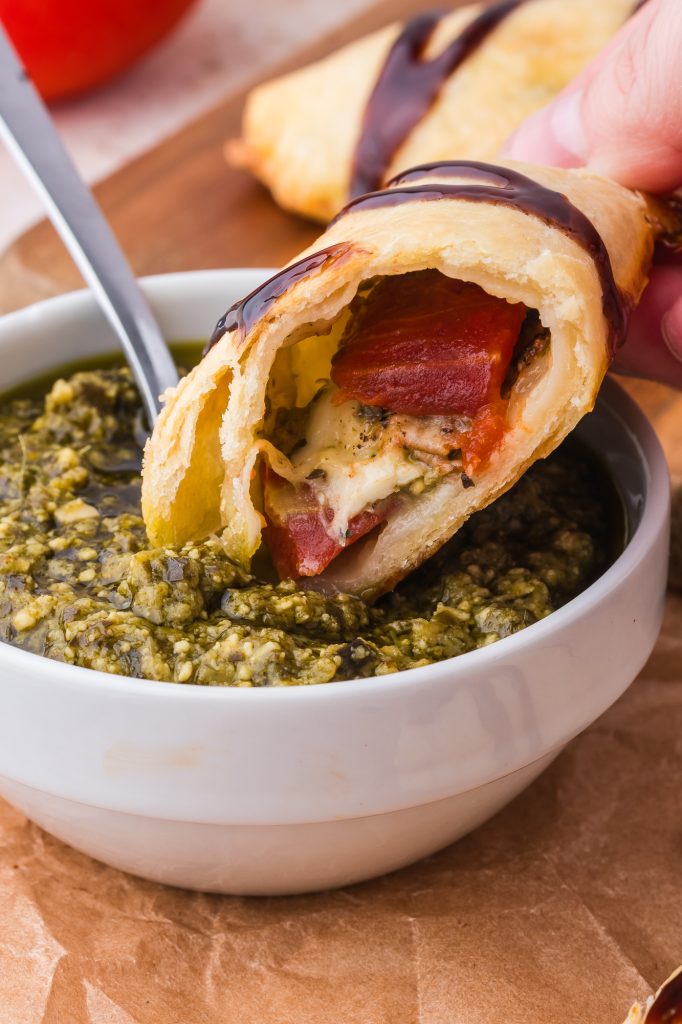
[[260, 387, 466, 543], [288, 389, 423, 540]]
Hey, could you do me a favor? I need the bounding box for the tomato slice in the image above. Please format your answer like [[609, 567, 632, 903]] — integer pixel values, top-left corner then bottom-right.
[[331, 270, 525, 418], [262, 466, 385, 578], [442, 405, 508, 478]]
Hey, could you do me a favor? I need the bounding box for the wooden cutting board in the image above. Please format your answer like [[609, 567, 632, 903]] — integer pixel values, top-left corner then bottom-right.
[[0, 0, 680, 477], [0, 0, 436, 311]]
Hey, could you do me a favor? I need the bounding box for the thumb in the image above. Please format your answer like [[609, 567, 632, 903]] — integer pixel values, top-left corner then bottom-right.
[[612, 260, 682, 388], [503, 0, 682, 193]]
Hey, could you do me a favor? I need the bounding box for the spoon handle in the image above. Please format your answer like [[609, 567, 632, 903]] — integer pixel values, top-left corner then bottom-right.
[[0, 27, 179, 424]]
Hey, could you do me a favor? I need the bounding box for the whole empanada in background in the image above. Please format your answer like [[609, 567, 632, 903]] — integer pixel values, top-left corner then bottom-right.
[[229, 0, 637, 223]]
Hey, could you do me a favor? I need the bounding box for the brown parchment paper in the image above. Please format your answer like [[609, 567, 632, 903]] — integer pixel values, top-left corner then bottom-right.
[[1, 590, 681, 1024]]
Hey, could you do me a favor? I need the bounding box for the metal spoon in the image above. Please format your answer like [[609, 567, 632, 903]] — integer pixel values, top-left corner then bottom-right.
[[0, 26, 179, 425]]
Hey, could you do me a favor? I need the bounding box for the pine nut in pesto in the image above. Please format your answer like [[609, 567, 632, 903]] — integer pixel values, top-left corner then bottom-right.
[[0, 367, 618, 686]]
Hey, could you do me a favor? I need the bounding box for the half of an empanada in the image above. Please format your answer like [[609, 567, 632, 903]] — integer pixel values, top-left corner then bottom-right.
[[142, 160, 665, 601], [229, 0, 637, 222]]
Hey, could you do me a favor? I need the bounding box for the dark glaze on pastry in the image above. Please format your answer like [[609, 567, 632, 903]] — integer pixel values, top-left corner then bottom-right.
[[205, 243, 353, 354], [335, 161, 627, 354], [349, 0, 525, 198]]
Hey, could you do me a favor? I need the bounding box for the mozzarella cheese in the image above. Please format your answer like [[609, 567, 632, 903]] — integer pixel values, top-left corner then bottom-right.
[[287, 388, 423, 540]]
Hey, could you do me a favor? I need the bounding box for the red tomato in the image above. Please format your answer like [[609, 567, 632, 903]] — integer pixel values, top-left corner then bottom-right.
[[262, 466, 386, 579], [331, 270, 525, 418], [1, 0, 198, 101], [443, 405, 509, 478]]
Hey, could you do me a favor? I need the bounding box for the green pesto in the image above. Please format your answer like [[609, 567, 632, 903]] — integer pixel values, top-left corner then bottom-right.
[[0, 367, 617, 686]]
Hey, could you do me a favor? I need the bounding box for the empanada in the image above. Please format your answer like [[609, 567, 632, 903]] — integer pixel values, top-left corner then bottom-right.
[[142, 160, 670, 601], [230, 0, 638, 222]]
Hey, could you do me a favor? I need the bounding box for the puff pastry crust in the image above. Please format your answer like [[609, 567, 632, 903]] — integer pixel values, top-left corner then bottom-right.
[[142, 161, 657, 600], [230, 0, 636, 222]]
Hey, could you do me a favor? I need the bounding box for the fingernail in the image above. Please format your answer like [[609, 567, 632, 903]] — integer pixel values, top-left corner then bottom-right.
[[662, 309, 682, 363], [547, 89, 587, 163]]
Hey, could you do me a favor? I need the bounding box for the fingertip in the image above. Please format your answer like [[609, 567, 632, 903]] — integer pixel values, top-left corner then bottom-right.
[[613, 267, 682, 389], [611, 333, 682, 390], [506, 0, 682, 191], [662, 296, 682, 362]]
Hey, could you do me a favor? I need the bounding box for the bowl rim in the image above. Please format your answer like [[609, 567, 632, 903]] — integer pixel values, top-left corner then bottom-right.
[[0, 272, 670, 703]]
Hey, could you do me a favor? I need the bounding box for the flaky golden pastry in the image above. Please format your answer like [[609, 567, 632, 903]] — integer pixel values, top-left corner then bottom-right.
[[230, 0, 636, 222], [142, 161, 662, 600]]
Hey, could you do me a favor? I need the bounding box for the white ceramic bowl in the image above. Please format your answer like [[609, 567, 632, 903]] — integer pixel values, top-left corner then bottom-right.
[[0, 271, 670, 895]]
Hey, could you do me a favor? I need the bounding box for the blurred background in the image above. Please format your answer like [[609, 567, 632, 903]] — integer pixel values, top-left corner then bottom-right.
[[0, 0, 367, 248]]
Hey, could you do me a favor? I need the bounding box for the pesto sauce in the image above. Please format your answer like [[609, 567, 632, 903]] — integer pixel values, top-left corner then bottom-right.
[[0, 367, 618, 686]]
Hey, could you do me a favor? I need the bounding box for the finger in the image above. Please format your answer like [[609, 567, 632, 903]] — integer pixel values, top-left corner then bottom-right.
[[502, 10, 642, 165], [662, 292, 682, 363], [611, 264, 682, 388], [504, 0, 682, 193]]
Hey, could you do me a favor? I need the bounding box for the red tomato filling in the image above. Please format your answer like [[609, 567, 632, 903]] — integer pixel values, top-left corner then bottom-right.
[[331, 270, 525, 473], [263, 271, 527, 578], [263, 465, 389, 578]]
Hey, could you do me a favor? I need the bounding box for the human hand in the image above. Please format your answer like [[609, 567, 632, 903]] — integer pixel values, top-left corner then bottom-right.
[[503, 0, 682, 387]]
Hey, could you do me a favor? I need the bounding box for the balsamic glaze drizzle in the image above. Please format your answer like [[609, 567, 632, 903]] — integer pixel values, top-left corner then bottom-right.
[[334, 160, 627, 354], [206, 163, 627, 360], [204, 243, 352, 355], [349, 0, 524, 198]]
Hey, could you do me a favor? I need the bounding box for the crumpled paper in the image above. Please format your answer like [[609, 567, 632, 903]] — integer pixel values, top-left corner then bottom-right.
[[2, 592, 681, 1024]]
